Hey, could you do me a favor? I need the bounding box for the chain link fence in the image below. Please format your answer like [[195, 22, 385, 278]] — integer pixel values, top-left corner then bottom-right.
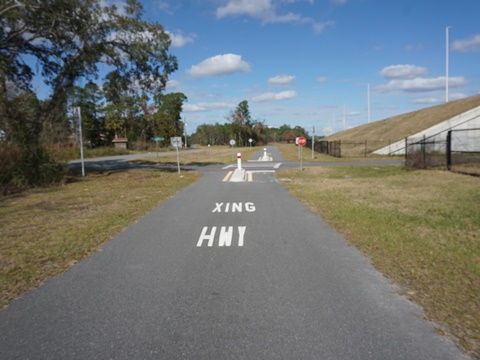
[[404, 129, 480, 176], [447, 128, 480, 176], [405, 134, 447, 169], [306, 139, 393, 158]]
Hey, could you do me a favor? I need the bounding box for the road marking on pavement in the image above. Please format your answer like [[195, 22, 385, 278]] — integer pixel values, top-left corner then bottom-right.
[[222, 164, 280, 182], [212, 202, 256, 213], [197, 226, 246, 247], [222, 171, 233, 182], [196, 203, 255, 247]]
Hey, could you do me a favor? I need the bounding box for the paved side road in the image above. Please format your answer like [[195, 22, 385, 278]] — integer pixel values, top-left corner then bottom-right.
[[0, 147, 468, 359]]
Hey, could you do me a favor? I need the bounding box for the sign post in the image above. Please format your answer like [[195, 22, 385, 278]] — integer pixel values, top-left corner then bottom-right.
[[151, 136, 164, 158], [298, 136, 307, 170], [76, 107, 85, 177], [171, 136, 183, 173]]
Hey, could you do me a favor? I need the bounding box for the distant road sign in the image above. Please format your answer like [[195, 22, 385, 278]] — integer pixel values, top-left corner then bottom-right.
[[230, 139, 236, 146], [298, 137, 307, 147], [151, 136, 164, 141], [171, 137, 183, 147]]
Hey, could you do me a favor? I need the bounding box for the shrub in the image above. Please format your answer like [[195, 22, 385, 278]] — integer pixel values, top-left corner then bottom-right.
[[0, 143, 67, 194]]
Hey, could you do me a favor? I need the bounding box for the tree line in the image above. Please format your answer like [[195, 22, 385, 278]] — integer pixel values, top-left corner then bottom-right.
[[0, 0, 310, 193], [0, 0, 181, 192], [190, 100, 309, 146]]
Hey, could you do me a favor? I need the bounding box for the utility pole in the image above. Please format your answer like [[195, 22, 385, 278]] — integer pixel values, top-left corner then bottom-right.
[[76, 107, 85, 177], [446, 26, 452, 103], [184, 120, 188, 149], [368, 83, 371, 123], [311, 126, 315, 159]]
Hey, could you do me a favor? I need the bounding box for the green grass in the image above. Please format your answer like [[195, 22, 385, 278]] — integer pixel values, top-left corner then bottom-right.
[[277, 165, 480, 358]]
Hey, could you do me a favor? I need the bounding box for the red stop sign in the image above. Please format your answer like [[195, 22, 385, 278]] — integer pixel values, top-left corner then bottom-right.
[[298, 137, 307, 146]]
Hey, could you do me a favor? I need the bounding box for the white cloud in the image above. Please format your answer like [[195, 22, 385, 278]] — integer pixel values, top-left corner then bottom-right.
[[332, 0, 347, 5], [380, 65, 427, 79], [166, 31, 195, 47], [268, 74, 295, 86], [183, 104, 209, 112], [316, 76, 328, 83], [252, 90, 297, 102], [452, 34, 480, 53], [378, 76, 468, 93], [412, 93, 466, 104], [187, 54, 251, 78], [311, 20, 335, 34], [157, 1, 173, 15], [411, 97, 441, 104], [166, 79, 180, 90], [183, 102, 236, 112], [405, 43, 423, 52], [322, 126, 334, 135], [215, 0, 332, 33], [216, 0, 272, 19]]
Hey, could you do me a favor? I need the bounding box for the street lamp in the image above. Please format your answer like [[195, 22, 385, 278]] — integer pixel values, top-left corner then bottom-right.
[[446, 26, 452, 103], [184, 120, 187, 149], [367, 83, 371, 123]]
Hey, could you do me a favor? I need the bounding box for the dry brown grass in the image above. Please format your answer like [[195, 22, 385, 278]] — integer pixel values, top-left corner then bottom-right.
[[277, 165, 480, 358], [325, 94, 480, 156], [136, 145, 257, 165], [276, 143, 396, 162], [0, 170, 201, 308]]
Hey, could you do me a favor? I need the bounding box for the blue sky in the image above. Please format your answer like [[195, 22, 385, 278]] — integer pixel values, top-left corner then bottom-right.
[[28, 0, 478, 136], [143, 0, 479, 136]]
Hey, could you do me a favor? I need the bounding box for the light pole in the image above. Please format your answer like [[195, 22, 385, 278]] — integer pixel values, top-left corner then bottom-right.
[[367, 83, 371, 123], [184, 120, 188, 149], [446, 26, 452, 103], [311, 126, 315, 159]]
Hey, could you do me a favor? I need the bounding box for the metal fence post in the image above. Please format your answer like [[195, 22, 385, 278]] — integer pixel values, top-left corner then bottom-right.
[[446, 130, 452, 171], [422, 135, 426, 168]]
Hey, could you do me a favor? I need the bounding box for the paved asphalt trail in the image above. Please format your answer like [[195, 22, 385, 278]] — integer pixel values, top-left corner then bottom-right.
[[0, 147, 469, 359]]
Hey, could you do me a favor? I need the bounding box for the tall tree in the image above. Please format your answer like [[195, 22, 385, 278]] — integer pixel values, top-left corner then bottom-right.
[[226, 100, 254, 146], [1, 0, 177, 132], [68, 82, 104, 146], [153, 92, 187, 144], [236, 100, 252, 127]]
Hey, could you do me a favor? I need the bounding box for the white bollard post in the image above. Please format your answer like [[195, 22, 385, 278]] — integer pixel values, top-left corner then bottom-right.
[[237, 153, 242, 170], [262, 147, 270, 161]]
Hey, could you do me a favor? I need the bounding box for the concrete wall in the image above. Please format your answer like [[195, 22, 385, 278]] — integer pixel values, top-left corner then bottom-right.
[[374, 105, 480, 155]]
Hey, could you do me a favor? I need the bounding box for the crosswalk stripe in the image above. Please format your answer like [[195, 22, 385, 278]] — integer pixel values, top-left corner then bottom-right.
[[222, 171, 233, 182]]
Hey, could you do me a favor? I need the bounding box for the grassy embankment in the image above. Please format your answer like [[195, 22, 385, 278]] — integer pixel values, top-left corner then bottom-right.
[[277, 143, 480, 359]]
